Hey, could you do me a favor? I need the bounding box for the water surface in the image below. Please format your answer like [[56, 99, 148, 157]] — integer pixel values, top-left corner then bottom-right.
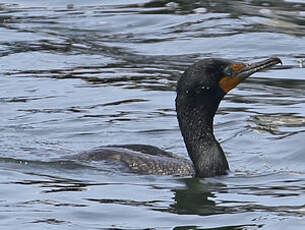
[[1, 0, 305, 229]]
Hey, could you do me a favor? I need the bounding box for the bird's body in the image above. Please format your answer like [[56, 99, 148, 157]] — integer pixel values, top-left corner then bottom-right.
[[70, 57, 281, 177], [73, 144, 195, 176]]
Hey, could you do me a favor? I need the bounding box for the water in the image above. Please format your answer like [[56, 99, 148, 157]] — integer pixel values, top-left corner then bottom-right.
[[1, 0, 305, 229]]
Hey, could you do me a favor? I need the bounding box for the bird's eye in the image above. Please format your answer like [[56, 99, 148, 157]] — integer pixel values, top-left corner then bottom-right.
[[225, 67, 232, 76]]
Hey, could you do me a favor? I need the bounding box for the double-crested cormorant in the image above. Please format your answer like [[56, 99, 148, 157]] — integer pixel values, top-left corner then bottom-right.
[[71, 57, 282, 177]]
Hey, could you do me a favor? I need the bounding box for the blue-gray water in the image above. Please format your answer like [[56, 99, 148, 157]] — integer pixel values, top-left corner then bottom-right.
[[1, 0, 305, 229]]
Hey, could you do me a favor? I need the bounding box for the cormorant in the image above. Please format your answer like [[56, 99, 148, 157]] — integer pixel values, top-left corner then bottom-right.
[[71, 57, 282, 177]]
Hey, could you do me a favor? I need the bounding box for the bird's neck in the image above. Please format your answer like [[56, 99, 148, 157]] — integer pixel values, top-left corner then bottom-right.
[[176, 102, 229, 177]]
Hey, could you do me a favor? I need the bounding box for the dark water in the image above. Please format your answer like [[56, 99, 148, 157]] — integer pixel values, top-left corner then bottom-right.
[[1, 0, 305, 229]]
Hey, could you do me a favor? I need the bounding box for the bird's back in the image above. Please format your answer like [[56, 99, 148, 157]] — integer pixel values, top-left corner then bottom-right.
[[68, 144, 195, 176]]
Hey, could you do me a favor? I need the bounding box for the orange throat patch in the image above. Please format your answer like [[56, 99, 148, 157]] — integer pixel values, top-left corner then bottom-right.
[[219, 76, 243, 93]]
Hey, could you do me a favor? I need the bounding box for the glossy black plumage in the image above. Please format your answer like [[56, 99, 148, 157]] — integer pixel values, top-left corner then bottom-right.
[[69, 57, 281, 177]]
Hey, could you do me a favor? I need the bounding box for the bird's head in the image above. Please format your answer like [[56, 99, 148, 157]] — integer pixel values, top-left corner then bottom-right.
[[176, 57, 282, 107]]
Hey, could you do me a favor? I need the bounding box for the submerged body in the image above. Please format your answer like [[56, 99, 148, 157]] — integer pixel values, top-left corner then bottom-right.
[[73, 144, 195, 176], [71, 57, 281, 177]]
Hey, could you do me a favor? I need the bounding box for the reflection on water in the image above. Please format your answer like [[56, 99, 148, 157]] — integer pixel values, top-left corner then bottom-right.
[[1, 0, 305, 229]]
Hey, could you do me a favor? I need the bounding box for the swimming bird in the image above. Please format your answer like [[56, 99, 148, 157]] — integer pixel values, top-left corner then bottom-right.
[[71, 57, 282, 177]]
